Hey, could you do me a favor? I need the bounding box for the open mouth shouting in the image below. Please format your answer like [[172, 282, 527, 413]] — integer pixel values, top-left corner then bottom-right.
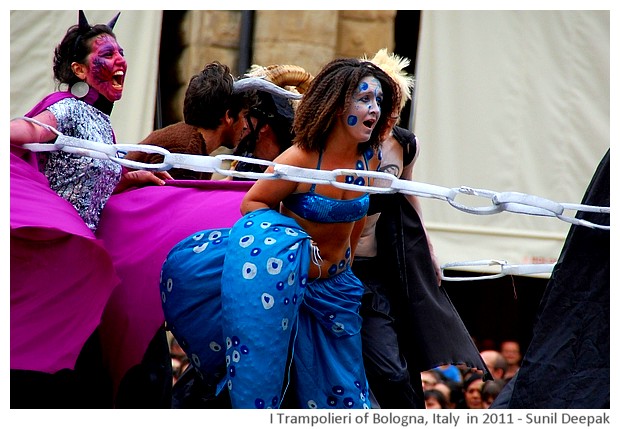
[[112, 70, 125, 91]]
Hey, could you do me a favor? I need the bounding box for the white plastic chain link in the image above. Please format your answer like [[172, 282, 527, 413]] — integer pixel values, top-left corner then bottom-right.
[[19, 118, 610, 280], [440, 260, 557, 282]]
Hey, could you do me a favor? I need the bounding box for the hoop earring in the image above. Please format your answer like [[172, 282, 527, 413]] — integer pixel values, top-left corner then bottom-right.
[[71, 81, 90, 99]]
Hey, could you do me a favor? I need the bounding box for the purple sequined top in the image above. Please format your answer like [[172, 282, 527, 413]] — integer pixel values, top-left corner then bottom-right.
[[45, 98, 122, 232]]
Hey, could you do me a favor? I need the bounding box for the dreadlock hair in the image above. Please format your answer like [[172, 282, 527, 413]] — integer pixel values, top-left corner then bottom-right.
[[293, 57, 400, 154], [53, 23, 116, 88]]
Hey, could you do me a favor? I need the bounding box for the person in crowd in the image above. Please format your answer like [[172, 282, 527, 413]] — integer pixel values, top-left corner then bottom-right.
[[499, 340, 522, 381], [480, 349, 508, 381], [352, 48, 489, 409], [456, 373, 484, 409], [424, 389, 449, 409], [159, 56, 400, 408], [421, 369, 441, 391], [10, 10, 170, 408], [481, 379, 505, 408], [433, 381, 458, 409]]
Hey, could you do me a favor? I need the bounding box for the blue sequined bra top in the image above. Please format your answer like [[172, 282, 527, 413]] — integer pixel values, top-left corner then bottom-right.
[[282, 151, 370, 223]]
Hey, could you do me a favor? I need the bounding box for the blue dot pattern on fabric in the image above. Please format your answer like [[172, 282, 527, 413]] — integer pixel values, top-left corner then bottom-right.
[[160, 209, 371, 409], [294, 267, 371, 409], [220, 208, 311, 408], [159, 228, 231, 388]]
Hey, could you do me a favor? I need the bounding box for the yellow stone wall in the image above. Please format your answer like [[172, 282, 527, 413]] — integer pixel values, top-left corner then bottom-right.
[[169, 10, 396, 121]]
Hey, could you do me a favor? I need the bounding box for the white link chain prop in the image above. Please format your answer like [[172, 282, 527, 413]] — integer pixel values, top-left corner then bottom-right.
[[19, 118, 610, 281], [439, 260, 556, 282]]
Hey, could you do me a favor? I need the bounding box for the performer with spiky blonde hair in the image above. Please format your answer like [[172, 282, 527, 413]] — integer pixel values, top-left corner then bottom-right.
[[353, 49, 488, 408]]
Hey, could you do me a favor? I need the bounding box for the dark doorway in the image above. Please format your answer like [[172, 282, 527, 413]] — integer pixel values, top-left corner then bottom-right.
[[394, 10, 420, 130], [154, 11, 187, 130], [442, 270, 547, 353]]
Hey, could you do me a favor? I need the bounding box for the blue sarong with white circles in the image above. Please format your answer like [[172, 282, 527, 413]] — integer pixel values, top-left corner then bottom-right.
[[160, 208, 370, 409]]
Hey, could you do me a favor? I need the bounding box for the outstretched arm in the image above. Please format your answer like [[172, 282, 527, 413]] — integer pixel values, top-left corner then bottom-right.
[[10, 111, 58, 146], [240, 147, 302, 215]]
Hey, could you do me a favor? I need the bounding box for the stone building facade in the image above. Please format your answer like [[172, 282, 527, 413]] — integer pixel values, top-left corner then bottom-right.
[[161, 10, 399, 125]]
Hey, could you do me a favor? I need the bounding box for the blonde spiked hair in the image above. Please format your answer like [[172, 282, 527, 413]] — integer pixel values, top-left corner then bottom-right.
[[361, 48, 414, 112]]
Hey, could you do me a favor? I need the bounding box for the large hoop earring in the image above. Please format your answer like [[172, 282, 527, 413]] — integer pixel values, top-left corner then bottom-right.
[[71, 81, 90, 99]]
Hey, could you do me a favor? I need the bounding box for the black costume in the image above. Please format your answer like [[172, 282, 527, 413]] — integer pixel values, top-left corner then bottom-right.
[[491, 149, 610, 409], [353, 126, 489, 409]]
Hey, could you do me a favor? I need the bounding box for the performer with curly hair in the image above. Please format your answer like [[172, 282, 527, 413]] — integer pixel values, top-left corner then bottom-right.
[[160, 57, 400, 408]]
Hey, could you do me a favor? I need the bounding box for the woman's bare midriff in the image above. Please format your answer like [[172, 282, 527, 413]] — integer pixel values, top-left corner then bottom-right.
[[282, 206, 354, 280]]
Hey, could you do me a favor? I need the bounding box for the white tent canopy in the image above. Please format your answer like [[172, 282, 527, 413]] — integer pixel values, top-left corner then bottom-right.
[[412, 10, 609, 273]]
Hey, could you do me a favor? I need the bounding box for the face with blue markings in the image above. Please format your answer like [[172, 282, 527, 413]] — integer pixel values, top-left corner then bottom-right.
[[343, 76, 383, 142]]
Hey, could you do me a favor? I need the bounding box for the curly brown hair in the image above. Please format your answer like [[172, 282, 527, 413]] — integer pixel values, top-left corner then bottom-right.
[[293, 57, 400, 154]]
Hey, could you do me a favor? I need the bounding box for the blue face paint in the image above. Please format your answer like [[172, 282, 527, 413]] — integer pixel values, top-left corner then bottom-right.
[[343, 77, 383, 139]]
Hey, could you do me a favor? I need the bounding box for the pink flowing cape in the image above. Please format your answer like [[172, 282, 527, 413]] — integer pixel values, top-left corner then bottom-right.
[[10, 152, 121, 373], [95, 180, 251, 395], [10, 90, 111, 373], [11, 149, 251, 391]]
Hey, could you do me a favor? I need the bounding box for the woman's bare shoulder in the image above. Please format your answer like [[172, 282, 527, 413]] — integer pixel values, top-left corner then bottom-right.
[[274, 146, 317, 168]]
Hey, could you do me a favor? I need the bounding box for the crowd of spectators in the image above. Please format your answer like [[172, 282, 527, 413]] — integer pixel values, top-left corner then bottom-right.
[[420, 339, 523, 409]]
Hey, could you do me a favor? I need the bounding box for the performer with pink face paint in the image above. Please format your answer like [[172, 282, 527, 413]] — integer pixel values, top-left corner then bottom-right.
[[10, 11, 170, 408], [10, 11, 170, 231]]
